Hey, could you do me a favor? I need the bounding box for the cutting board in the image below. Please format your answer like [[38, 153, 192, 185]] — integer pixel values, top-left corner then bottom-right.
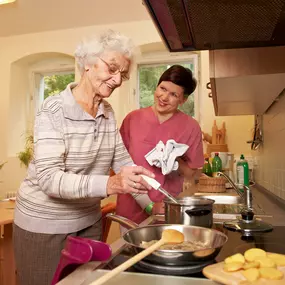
[[203, 261, 285, 285]]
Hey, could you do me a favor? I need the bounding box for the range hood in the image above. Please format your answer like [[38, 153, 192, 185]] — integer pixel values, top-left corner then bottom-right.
[[209, 46, 285, 116], [143, 0, 285, 52]]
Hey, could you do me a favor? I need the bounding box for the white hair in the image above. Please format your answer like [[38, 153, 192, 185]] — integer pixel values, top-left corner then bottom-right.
[[74, 30, 134, 75]]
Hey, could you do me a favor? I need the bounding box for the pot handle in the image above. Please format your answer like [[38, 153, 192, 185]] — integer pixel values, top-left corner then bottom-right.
[[185, 209, 211, 217], [106, 213, 139, 229]]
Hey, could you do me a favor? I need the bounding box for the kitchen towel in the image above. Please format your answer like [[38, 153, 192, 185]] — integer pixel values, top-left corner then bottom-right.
[[145, 140, 189, 175]]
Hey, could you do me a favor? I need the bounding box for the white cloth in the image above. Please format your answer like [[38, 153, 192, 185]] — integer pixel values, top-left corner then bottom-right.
[[145, 140, 189, 175]]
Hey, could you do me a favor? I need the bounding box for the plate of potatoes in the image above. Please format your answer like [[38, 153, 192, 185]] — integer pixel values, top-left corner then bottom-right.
[[203, 248, 285, 284]]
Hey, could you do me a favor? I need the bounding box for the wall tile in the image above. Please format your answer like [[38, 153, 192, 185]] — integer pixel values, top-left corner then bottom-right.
[[253, 93, 285, 200]]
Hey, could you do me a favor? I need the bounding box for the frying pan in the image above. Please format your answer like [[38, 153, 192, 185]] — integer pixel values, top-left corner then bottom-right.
[[106, 214, 228, 266]]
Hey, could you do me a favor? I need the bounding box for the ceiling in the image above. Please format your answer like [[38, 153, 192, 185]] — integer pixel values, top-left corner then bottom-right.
[[0, 0, 151, 37]]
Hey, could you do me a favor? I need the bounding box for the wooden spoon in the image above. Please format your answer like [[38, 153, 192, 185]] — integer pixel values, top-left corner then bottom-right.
[[89, 229, 184, 285]]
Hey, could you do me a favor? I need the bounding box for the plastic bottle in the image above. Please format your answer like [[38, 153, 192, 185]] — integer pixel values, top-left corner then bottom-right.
[[236, 154, 249, 192], [211, 153, 223, 177], [202, 158, 212, 177]]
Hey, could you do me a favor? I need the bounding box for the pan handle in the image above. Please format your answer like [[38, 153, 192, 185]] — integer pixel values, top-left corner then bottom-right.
[[185, 208, 211, 217], [106, 213, 139, 229]]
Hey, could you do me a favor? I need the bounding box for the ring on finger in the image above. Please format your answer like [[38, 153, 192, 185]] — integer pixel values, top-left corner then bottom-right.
[[133, 182, 137, 188]]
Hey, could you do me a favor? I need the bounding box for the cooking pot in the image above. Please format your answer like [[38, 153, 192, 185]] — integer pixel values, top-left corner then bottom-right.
[[106, 213, 228, 266], [164, 197, 214, 228]]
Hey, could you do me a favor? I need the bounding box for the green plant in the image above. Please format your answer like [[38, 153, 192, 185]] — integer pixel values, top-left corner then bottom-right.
[[17, 133, 34, 167]]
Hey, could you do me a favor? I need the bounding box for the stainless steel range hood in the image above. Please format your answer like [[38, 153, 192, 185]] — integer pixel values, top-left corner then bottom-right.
[[143, 0, 285, 52]]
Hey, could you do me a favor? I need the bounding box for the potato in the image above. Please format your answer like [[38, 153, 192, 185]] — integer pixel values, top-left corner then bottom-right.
[[244, 248, 266, 262], [225, 253, 245, 265], [242, 268, 260, 282], [223, 262, 244, 272], [259, 267, 284, 280], [267, 253, 285, 266], [255, 256, 276, 268], [243, 261, 260, 270]]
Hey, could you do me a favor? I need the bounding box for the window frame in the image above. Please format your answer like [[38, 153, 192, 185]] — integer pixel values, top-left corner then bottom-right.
[[29, 66, 75, 121]]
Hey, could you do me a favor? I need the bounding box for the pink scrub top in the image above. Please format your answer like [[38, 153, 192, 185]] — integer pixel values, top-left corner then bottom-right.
[[116, 107, 204, 224]]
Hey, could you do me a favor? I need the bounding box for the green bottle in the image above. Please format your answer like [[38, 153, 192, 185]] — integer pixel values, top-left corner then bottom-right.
[[202, 158, 212, 177], [212, 153, 222, 177], [236, 154, 249, 191]]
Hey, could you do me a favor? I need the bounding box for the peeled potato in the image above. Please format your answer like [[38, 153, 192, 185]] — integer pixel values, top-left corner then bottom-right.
[[242, 268, 260, 282], [244, 248, 266, 262], [267, 253, 285, 266], [259, 267, 284, 280], [243, 261, 260, 270], [225, 253, 245, 265], [223, 262, 244, 272], [255, 256, 276, 268]]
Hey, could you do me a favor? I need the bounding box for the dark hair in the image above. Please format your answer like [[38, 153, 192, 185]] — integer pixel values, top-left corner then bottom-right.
[[157, 65, 197, 97]]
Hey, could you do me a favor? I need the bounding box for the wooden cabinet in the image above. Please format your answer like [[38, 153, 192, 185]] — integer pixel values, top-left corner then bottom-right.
[[209, 46, 285, 116]]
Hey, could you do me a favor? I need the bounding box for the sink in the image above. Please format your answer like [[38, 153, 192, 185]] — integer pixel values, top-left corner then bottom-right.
[[195, 194, 242, 204], [212, 203, 272, 223]]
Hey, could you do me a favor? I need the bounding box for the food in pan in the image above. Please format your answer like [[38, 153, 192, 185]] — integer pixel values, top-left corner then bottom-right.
[[223, 249, 284, 281], [140, 239, 207, 251]]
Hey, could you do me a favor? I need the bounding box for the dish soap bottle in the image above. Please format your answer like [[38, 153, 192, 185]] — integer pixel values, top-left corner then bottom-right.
[[236, 154, 249, 192], [212, 153, 222, 177], [202, 158, 212, 177]]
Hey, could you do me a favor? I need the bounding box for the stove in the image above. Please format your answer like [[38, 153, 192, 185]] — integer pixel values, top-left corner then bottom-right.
[[97, 223, 285, 279]]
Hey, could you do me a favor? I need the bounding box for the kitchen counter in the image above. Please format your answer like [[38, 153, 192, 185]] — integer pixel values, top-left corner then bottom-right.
[[80, 269, 217, 285]]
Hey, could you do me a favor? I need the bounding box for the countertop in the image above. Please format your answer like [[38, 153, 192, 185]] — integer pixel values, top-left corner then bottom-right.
[[80, 269, 217, 285], [0, 200, 15, 226]]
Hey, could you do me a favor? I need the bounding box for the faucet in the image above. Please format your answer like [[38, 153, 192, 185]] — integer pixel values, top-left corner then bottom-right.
[[216, 172, 253, 210]]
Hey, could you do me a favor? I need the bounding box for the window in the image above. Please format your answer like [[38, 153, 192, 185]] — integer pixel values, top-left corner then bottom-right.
[[44, 73, 75, 99], [34, 71, 75, 112], [138, 60, 197, 118]]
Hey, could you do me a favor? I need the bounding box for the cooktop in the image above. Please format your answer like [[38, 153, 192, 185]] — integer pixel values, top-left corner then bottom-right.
[[98, 226, 285, 279]]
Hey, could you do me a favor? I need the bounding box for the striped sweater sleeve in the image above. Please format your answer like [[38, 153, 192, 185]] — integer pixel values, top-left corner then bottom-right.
[[33, 103, 108, 199]]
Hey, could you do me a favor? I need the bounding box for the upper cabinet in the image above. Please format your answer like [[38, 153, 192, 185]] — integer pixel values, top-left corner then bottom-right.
[[209, 46, 285, 116]]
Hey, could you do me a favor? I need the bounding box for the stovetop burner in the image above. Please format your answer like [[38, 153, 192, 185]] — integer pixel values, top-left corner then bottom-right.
[[99, 223, 285, 280], [133, 259, 214, 276]]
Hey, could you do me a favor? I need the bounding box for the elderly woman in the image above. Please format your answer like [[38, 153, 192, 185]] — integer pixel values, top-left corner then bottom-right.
[[117, 65, 204, 225], [13, 30, 154, 285]]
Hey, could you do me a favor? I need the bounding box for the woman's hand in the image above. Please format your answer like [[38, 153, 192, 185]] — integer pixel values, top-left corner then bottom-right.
[[152, 202, 165, 215], [106, 165, 155, 195]]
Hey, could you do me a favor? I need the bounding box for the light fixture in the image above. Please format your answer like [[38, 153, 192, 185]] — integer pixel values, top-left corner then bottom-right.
[[0, 0, 16, 5]]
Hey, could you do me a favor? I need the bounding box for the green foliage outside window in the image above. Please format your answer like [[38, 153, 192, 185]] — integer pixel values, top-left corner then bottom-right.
[[138, 63, 195, 117], [44, 73, 75, 99]]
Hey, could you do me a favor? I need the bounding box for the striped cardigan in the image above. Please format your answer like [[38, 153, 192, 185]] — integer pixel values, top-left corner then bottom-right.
[[14, 83, 135, 234]]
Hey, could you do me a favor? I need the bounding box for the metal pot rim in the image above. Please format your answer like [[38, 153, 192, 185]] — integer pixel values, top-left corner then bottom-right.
[[164, 196, 215, 206]]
